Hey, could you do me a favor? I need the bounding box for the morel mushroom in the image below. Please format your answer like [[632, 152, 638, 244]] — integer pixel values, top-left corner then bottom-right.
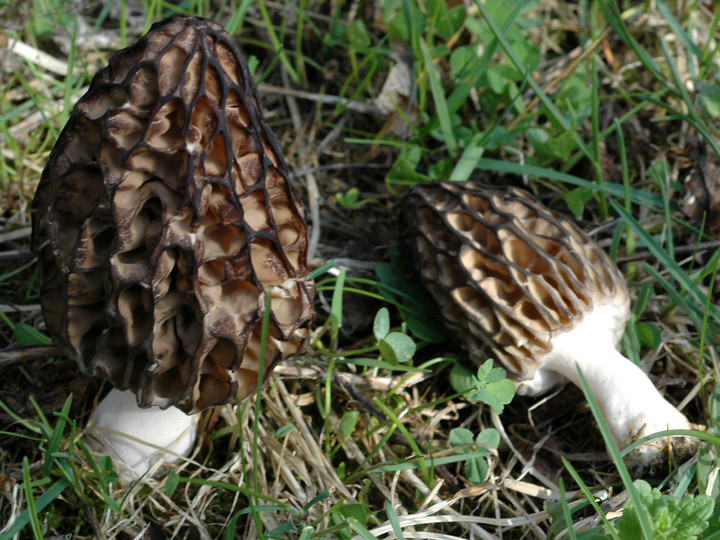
[[31, 15, 314, 479], [403, 181, 697, 472]]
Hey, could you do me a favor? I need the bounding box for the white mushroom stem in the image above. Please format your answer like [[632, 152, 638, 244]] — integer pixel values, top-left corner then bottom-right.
[[521, 304, 693, 468], [85, 388, 198, 482]]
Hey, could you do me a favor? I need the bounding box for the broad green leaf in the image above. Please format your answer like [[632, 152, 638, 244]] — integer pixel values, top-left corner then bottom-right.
[[428, 157, 455, 179], [165, 470, 180, 497], [700, 83, 720, 117], [548, 131, 575, 161], [486, 64, 507, 94], [450, 361, 515, 414], [635, 322, 661, 349], [466, 360, 515, 414], [336, 188, 359, 209], [346, 21, 370, 52], [387, 146, 430, 186], [449, 45, 475, 76], [378, 332, 416, 364], [511, 40, 540, 73], [406, 315, 448, 343], [467, 378, 515, 414], [700, 498, 720, 538], [612, 480, 714, 540], [275, 424, 294, 438], [336, 503, 371, 525], [449, 427, 499, 484], [449, 363, 476, 394], [339, 411, 359, 442], [449, 427, 473, 447], [563, 187, 594, 220], [526, 126, 549, 160], [420, 39, 457, 154], [476, 428, 500, 450], [385, 3, 426, 43], [464, 452, 489, 483], [475, 358, 493, 380], [373, 308, 390, 341], [428, 0, 451, 39]]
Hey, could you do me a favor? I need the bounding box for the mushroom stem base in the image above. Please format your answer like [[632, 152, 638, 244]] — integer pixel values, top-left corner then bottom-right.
[[524, 304, 697, 473], [85, 388, 198, 482]]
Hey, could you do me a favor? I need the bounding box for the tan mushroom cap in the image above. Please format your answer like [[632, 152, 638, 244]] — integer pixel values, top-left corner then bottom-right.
[[402, 181, 629, 381], [31, 15, 315, 413]]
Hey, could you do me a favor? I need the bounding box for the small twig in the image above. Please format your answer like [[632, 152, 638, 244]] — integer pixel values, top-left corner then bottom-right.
[[306, 172, 321, 263], [259, 83, 383, 116], [315, 114, 349, 156], [0, 227, 32, 245], [0, 304, 40, 313], [7, 37, 82, 77], [617, 239, 720, 263], [7, 111, 54, 144], [308, 257, 380, 273], [290, 162, 390, 179], [279, 68, 322, 262], [0, 250, 34, 262], [0, 345, 64, 366]]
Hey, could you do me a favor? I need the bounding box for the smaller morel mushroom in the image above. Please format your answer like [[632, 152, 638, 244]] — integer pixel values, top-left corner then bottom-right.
[[403, 181, 697, 472], [31, 16, 314, 480]]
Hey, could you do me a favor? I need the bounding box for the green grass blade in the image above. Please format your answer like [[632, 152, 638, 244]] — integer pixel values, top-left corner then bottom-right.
[[449, 135, 484, 181], [330, 268, 347, 345], [476, 158, 666, 208], [255, 0, 300, 83], [576, 368, 654, 540], [641, 94, 720, 159], [590, 55, 608, 219], [614, 119, 636, 265], [446, 2, 524, 114], [658, 37, 696, 113], [557, 477, 578, 540], [4, 476, 68, 539], [474, 0, 592, 160], [347, 517, 378, 539], [641, 263, 706, 333], [562, 457, 620, 540], [610, 200, 720, 331], [42, 395, 72, 477], [252, 293, 274, 540], [307, 260, 337, 280], [21, 457, 43, 540], [224, 0, 254, 35], [420, 40, 457, 155], [385, 500, 405, 540], [369, 448, 497, 472], [656, 0, 703, 61], [372, 397, 429, 485], [598, 0, 664, 83]]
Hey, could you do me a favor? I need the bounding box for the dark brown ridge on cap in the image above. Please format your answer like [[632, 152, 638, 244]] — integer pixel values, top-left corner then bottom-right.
[[31, 15, 315, 413]]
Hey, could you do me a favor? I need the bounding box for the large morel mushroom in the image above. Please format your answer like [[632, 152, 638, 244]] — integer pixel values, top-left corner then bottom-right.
[[31, 15, 314, 478], [403, 181, 697, 473]]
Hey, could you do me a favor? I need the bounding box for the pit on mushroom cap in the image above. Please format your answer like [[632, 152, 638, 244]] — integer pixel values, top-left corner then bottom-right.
[[403, 181, 698, 473], [31, 15, 315, 480]]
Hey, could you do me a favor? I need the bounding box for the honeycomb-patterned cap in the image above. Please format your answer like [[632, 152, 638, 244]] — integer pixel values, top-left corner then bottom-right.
[[31, 15, 315, 413], [402, 181, 629, 381]]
